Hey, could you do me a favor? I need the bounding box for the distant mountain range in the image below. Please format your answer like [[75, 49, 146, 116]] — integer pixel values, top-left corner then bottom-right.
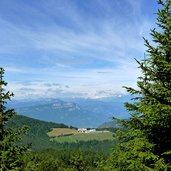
[[8, 95, 131, 128]]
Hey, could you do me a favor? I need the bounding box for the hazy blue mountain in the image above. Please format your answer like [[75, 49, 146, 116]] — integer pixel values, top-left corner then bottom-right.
[[98, 120, 121, 129], [9, 95, 131, 128], [66, 95, 131, 119], [14, 100, 103, 128]]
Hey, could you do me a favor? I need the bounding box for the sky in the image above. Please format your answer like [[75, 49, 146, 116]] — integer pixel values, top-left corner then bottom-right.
[[0, 0, 158, 99]]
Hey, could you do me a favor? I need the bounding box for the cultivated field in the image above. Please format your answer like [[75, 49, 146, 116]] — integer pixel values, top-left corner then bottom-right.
[[47, 128, 78, 137]]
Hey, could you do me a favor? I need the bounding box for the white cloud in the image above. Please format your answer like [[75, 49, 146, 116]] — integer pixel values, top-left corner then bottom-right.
[[6, 61, 140, 99]]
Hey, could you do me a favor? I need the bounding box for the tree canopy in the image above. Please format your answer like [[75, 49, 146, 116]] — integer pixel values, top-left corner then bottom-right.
[[101, 0, 171, 170], [0, 68, 29, 171]]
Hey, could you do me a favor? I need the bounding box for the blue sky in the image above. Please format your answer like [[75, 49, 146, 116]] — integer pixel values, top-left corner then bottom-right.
[[0, 0, 158, 99]]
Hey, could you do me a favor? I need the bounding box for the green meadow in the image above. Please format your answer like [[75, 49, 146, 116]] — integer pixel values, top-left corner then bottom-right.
[[50, 131, 114, 143]]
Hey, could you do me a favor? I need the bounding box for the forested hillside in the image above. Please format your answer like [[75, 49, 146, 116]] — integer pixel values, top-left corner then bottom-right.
[[6, 115, 115, 170], [7, 115, 115, 153], [8, 115, 69, 134], [7, 115, 69, 150]]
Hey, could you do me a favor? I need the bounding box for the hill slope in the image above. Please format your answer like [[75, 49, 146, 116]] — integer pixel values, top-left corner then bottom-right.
[[7, 115, 70, 150], [7, 115, 115, 153], [98, 120, 121, 129]]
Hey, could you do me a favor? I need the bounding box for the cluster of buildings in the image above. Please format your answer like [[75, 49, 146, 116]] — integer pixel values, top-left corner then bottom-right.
[[77, 128, 96, 133]]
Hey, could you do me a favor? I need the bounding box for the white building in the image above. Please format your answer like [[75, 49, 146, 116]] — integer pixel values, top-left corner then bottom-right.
[[78, 128, 87, 133], [78, 128, 96, 133], [85, 129, 96, 133]]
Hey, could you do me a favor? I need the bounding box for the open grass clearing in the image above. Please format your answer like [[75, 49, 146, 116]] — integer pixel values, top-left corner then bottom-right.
[[51, 131, 114, 143], [47, 128, 78, 137]]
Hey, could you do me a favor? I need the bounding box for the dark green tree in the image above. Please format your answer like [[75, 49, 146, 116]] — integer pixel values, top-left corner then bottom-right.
[[124, 0, 171, 161], [0, 67, 29, 171], [100, 0, 171, 170]]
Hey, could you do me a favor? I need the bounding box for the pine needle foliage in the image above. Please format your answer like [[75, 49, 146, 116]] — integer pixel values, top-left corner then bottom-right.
[[124, 0, 171, 161], [0, 68, 29, 171], [100, 0, 171, 170]]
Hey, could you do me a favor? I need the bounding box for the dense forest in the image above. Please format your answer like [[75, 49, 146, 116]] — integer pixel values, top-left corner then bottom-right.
[[0, 0, 171, 170]]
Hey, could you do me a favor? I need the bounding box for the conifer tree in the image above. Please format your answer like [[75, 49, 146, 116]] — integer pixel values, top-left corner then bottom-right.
[[124, 0, 171, 161], [100, 0, 171, 170], [0, 67, 28, 171]]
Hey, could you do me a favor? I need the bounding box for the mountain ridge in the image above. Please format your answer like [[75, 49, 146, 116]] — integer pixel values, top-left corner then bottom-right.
[[9, 95, 131, 128]]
